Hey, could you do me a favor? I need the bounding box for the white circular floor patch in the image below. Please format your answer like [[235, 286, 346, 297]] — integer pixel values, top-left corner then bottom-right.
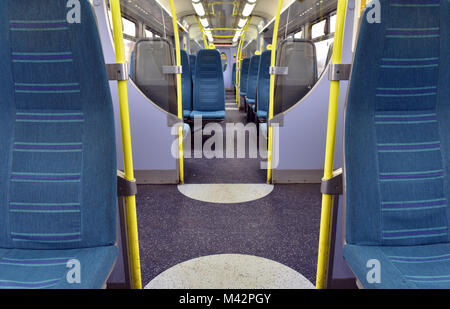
[[178, 183, 274, 204], [145, 254, 315, 289]]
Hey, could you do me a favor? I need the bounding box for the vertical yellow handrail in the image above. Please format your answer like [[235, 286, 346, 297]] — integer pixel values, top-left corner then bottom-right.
[[110, 0, 142, 289], [169, 0, 184, 183], [236, 18, 251, 109], [316, 0, 347, 289], [195, 16, 209, 48], [266, 0, 283, 183]]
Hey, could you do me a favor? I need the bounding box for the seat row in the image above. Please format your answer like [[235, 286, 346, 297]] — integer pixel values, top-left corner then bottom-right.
[[181, 49, 226, 120], [234, 39, 319, 129]]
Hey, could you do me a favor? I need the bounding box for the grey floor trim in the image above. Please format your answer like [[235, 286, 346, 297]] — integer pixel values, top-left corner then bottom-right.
[[134, 169, 179, 184], [272, 169, 324, 184]]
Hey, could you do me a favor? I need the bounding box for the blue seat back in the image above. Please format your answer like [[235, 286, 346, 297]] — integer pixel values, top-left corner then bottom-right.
[[0, 0, 116, 250], [189, 54, 196, 82], [239, 58, 250, 94], [345, 0, 450, 246], [179, 49, 192, 113], [193, 49, 225, 112], [246, 55, 261, 101], [257, 50, 272, 116], [129, 50, 134, 77], [231, 62, 236, 86]]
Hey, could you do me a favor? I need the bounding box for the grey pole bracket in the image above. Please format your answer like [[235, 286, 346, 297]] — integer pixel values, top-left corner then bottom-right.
[[117, 170, 137, 197], [268, 113, 284, 127], [269, 66, 289, 75], [163, 65, 183, 74], [328, 64, 351, 81], [106, 63, 129, 81], [320, 168, 343, 195]]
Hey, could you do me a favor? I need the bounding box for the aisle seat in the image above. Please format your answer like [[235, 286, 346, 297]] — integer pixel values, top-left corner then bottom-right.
[[189, 54, 196, 82], [0, 0, 117, 288], [179, 49, 192, 119], [239, 58, 250, 97], [343, 0, 450, 289], [231, 62, 236, 89], [246, 54, 261, 108], [256, 50, 271, 120], [191, 49, 225, 120]]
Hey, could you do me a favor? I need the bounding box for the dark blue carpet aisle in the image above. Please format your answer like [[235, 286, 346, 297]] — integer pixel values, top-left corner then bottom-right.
[[136, 183, 321, 286], [135, 90, 322, 287]]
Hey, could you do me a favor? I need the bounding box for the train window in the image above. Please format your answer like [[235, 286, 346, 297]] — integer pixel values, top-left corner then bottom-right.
[[124, 38, 135, 61], [122, 17, 136, 37], [311, 19, 326, 39], [315, 38, 333, 76], [293, 30, 302, 39], [329, 14, 337, 33], [145, 29, 153, 38]]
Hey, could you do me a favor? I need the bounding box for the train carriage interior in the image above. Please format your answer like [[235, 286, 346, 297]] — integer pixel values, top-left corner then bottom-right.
[[0, 0, 449, 293]]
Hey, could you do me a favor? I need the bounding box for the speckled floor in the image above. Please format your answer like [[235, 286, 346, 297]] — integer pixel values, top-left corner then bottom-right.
[[135, 91, 322, 288], [136, 183, 321, 287]]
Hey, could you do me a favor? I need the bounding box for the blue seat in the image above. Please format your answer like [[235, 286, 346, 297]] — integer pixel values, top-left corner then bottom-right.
[[245, 55, 261, 107], [0, 0, 117, 288], [343, 0, 450, 289], [179, 49, 192, 118], [239, 58, 250, 97], [129, 50, 134, 78], [191, 49, 225, 119], [189, 54, 197, 83], [231, 62, 236, 89], [189, 54, 196, 114], [256, 50, 272, 120]]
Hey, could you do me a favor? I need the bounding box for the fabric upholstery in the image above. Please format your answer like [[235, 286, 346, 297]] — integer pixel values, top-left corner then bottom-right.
[[189, 54, 196, 81], [343, 0, 450, 288], [231, 62, 236, 86], [239, 58, 250, 96], [192, 49, 225, 119], [0, 0, 117, 288], [179, 49, 192, 117], [256, 50, 271, 120], [246, 55, 261, 105]]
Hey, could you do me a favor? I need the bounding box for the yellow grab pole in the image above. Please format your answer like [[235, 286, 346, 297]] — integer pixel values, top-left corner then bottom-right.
[[169, 0, 184, 183], [316, 0, 347, 289], [110, 0, 142, 289], [210, 28, 239, 31], [266, 0, 283, 183], [236, 18, 251, 109], [195, 16, 209, 48]]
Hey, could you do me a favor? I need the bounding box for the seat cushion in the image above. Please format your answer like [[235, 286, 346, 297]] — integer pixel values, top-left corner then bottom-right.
[[344, 243, 450, 289], [0, 245, 117, 289], [183, 109, 191, 118], [257, 110, 267, 119], [190, 110, 226, 119]]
